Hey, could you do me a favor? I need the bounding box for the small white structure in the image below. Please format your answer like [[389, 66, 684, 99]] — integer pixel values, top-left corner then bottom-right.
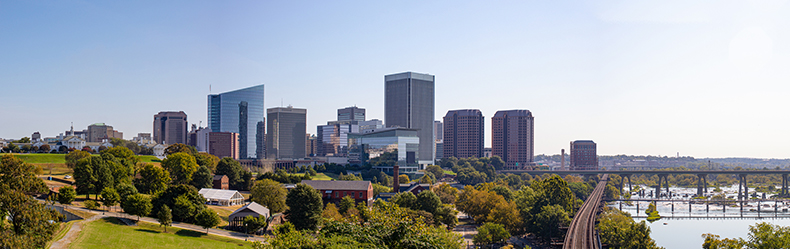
[[62, 136, 85, 150], [153, 144, 166, 158], [198, 188, 245, 206]]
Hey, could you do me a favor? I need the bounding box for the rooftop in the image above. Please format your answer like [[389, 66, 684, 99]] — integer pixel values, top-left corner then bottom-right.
[[301, 180, 371, 191]]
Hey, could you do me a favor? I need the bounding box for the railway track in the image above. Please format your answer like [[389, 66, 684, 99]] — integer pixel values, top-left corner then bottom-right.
[[563, 174, 608, 249]]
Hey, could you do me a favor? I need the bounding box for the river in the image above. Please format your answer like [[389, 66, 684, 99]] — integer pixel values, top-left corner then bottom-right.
[[610, 185, 790, 248]]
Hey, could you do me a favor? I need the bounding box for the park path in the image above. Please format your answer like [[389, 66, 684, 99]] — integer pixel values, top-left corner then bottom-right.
[[48, 206, 261, 249]]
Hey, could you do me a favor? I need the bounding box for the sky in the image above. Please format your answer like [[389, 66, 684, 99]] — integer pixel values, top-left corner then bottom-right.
[[1, 1, 789, 159]]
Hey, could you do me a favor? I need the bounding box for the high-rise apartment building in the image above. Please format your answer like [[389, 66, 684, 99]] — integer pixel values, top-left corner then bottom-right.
[[153, 111, 188, 145], [208, 132, 239, 159], [87, 123, 123, 142], [570, 140, 598, 170], [338, 106, 365, 122], [491, 110, 534, 169], [207, 84, 264, 159], [385, 72, 435, 165], [443, 109, 484, 159], [266, 106, 307, 159]]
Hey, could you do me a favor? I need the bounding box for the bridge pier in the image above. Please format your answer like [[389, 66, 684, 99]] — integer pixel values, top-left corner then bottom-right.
[[738, 174, 749, 200], [655, 174, 669, 198], [783, 174, 788, 196]]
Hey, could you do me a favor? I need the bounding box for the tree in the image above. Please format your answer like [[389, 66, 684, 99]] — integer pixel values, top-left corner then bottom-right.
[[161, 152, 199, 185], [474, 222, 510, 245], [372, 183, 391, 198], [164, 143, 197, 156], [533, 204, 571, 239], [285, 183, 323, 231], [58, 185, 76, 205], [0, 154, 59, 248], [216, 157, 246, 190], [391, 191, 418, 210], [339, 195, 356, 215], [151, 184, 205, 222], [433, 183, 459, 204], [39, 144, 51, 153], [487, 198, 523, 234], [134, 163, 171, 194], [250, 179, 287, 214], [190, 165, 213, 189], [73, 157, 97, 198], [122, 193, 152, 221], [100, 187, 120, 211], [66, 150, 92, 169], [398, 174, 410, 184], [425, 165, 444, 179], [598, 208, 662, 249], [82, 146, 94, 153], [116, 182, 138, 202], [84, 200, 99, 210], [419, 174, 434, 184], [194, 152, 220, 172], [322, 203, 343, 221], [417, 190, 442, 214], [158, 205, 173, 232], [243, 215, 268, 234], [195, 208, 221, 234]]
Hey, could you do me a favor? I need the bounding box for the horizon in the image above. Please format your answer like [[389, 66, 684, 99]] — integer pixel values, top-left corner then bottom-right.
[[2, 1, 789, 159]]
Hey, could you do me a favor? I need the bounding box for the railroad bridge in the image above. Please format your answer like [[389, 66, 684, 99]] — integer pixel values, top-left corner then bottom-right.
[[499, 170, 790, 200]]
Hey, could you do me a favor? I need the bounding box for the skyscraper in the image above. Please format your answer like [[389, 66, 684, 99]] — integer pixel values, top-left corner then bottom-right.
[[434, 120, 443, 141], [385, 72, 435, 165], [256, 120, 266, 159], [153, 111, 188, 145], [207, 84, 264, 159], [317, 123, 359, 156], [492, 110, 534, 169], [266, 106, 307, 159], [443, 109, 484, 159], [337, 106, 365, 122], [570, 140, 598, 170]]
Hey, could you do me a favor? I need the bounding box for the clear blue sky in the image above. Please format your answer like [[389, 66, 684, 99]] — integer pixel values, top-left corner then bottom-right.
[[2, 1, 789, 158]]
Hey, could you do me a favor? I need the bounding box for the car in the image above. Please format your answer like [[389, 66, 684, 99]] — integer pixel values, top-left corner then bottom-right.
[[64, 175, 72, 179]]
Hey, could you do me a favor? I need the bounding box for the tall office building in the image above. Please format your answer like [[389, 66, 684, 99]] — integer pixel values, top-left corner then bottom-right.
[[207, 85, 264, 159], [153, 111, 188, 145], [385, 72, 435, 165], [570, 140, 598, 170], [443, 109, 484, 159], [87, 123, 122, 142], [338, 106, 365, 122], [492, 110, 534, 169], [317, 123, 359, 156], [256, 120, 265, 159], [434, 120, 443, 141], [266, 106, 307, 159]]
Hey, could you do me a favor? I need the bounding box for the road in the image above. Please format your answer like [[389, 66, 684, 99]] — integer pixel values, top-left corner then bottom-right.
[[563, 174, 608, 249]]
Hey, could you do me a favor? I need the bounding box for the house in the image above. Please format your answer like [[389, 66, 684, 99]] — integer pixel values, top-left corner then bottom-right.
[[227, 201, 270, 231], [198, 188, 245, 206], [300, 180, 374, 206], [61, 136, 85, 150], [399, 182, 431, 195], [212, 175, 229, 190]]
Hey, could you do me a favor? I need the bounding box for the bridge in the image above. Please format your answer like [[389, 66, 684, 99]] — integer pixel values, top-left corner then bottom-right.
[[563, 174, 608, 249], [499, 170, 790, 200]]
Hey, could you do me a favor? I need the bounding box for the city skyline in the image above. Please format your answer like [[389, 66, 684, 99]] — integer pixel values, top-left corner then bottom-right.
[[2, 1, 790, 158]]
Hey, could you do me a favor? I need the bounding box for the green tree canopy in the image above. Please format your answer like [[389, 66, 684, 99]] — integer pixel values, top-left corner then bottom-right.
[[152, 184, 206, 222], [161, 152, 199, 185], [474, 222, 510, 245], [100, 187, 120, 210], [164, 143, 197, 156], [194, 208, 221, 234], [194, 152, 220, 172], [158, 204, 173, 232], [339, 195, 356, 215], [285, 183, 323, 231], [65, 150, 91, 169], [134, 163, 171, 194], [216, 157, 247, 190], [251, 179, 287, 214], [416, 190, 442, 214], [122, 193, 152, 221], [0, 154, 59, 248], [58, 185, 76, 205], [391, 191, 418, 210], [190, 165, 213, 189], [425, 165, 444, 179]]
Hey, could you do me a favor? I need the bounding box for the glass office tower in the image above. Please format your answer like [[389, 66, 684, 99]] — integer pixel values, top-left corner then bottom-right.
[[207, 84, 264, 159], [385, 72, 435, 165]]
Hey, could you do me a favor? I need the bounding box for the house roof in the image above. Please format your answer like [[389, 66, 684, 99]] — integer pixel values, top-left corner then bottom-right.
[[399, 182, 430, 193], [229, 202, 270, 218], [300, 180, 371, 191], [213, 175, 227, 181], [198, 188, 244, 200]]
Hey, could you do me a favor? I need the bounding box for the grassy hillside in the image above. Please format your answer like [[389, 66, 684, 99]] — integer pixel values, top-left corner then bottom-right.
[[5, 153, 67, 164], [69, 217, 250, 249]]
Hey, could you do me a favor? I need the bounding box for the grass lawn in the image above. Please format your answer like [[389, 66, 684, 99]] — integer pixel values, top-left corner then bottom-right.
[[206, 205, 239, 227], [47, 220, 79, 249], [310, 173, 334, 180], [443, 170, 457, 176], [69, 217, 250, 249], [137, 155, 161, 163], [3, 153, 67, 164]]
